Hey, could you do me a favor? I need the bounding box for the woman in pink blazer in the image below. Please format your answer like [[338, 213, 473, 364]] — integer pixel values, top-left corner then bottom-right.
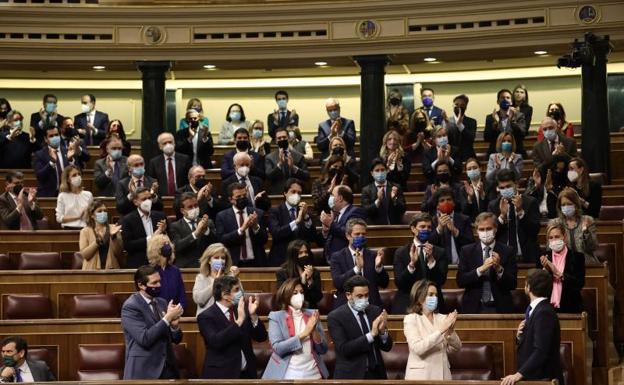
[[403, 280, 461, 380]]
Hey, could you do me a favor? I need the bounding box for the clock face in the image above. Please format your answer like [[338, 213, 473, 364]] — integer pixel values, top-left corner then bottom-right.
[[578, 5, 599, 24]]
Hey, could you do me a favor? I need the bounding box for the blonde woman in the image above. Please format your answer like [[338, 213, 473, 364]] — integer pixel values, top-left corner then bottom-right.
[[179, 97, 209, 130], [147, 234, 187, 311], [79, 199, 122, 270], [249, 120, 271, 157], [55, 165, 92, 229], [192, 243, 241, 315], [322, 136, 359, 188], [486, 132, 523, 183], [379, 129, 411, 191]]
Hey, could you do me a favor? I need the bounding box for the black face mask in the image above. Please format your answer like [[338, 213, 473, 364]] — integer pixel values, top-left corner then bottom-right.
[[189, 120, 199, 129], [0, 110, 7, 119], [297, 255, 311, 267], [414, 120, 426, 131], [12, 184, 23, 195], [277, 139, 289, 150], [161, 243, 173, 260], [195, 177, 206, 189], [549, 110, 562, 121], [331, 147, 345, 156], [235, 197, 249, 210], [65, 128, 78, 138], [437, 173, 450, 184], [454, 106, 465, 116], [389, 97, 401, 106], [236, 140, 249, 151]]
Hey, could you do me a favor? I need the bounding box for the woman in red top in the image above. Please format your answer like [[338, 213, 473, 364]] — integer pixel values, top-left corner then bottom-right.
[[537, 102, 575, 141]]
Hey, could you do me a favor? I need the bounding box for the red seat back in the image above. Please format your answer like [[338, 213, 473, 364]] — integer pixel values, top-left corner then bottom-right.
[[77, 344, 125, 381], [2, 294, 53, 319], [17, 252, 61, 270], [69, 294, 120, 318]]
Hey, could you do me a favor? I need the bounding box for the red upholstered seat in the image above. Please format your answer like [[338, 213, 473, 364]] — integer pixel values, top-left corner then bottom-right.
[[381, 343, 408, 379], [443, 289, 465, 313], [251, 292, 277, 316], [0, 254, 12, 270], [317, 291, 335, 315], [77, 344, 125, 381], [511, 289, 530, 313], [173, 344, 198, 379], [2, 294, 53, 319], [599, 205, 624, 220], [28, 348, 55, 380], [252, 340, 272, 379], [449, 343, 495, 380], [379, 289, 395, 313], [311, 247, 325, 266], [68, 294, 120, 318], [71, 252, 84, 270], [401, 210, 421, 225], [17, 252, 61, 270]]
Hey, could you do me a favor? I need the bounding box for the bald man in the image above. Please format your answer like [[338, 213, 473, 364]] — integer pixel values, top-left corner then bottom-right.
[[316, 98, 356, 160], [148, 132, 192, 197], [532, 117, 577, 171], [116, 154, 163, 215]]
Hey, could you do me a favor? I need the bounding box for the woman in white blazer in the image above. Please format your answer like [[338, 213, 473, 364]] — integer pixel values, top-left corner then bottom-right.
[[262, 278, 329, 380], [403, 280, 461, 380]]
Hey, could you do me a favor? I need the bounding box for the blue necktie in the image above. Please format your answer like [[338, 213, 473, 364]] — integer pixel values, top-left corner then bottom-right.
[[289, 207, 296, 221], [524, 305, 532, 322], [16, 368, 23, 383]]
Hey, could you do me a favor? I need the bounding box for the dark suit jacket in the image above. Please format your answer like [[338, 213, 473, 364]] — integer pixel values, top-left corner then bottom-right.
[[488, 195, 540, 263], [323, 204, 366, 261], [327, 303, 393, 379], [0, 191, 44, 230], [169, 217, 217, 268], [422, 146, 463, 185], [484, 112, 527, 156], [267, 203, 319, 267], [174, 184, 226, 220], [360, 182, 406, 225], [32, 145, 71, 197], [429, 212, 474, 265], [120, 209, 167, 268], [197, 302, 268, 379], [174, 128, 214, 169], [147, 153, 192, 197], [417, 105, 445, 126], [531, 133, 578, 171], [330, 247, 390, 308], [421, 183, 467, 215], [0, 359, 56, 382], [275, 268, 323, 309], [267, 110, 299, 141], [94, 157, 128, 197], [115, 176, 163, 216], [264, 149, 309, 195], [220, 150, 265, 180], [457, 241, 517, 313], [215, 206, 268, 266], [220, 174, 271, 212], [540, 249, 585, 313], [316, 117, 356, 159], [0, 130, 37, 169], [29, 111, 65, 147], [392, 242, 447, 314], [59, 136, 90, 169], [385, 155, 411, 192], [447, 115, 477, 163], [74, 110, 109, 145], [517, 299, 564, 385]]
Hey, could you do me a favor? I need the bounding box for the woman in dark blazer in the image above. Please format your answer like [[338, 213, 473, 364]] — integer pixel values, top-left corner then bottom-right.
[[539, 222, 585, 313], [276, 240, 323, 309], [567, 157, 602, 219], [379, 129, 411, 191], [512, 84, 533, 134]]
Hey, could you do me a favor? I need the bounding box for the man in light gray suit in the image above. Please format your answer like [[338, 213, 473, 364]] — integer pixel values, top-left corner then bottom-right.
[[94, 136, 128, 196], [0, 336, 55, 383], [121, 265, 184, 380], [265, 126, 309, 195]]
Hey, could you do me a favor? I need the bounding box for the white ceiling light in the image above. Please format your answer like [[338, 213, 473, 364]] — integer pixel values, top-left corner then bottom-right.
[[92, 65, 106, 71], [203, 64, 217, 69], [423, 57, 437, 62], [314, 61, 328, 66], [534, 50, 548, 55]]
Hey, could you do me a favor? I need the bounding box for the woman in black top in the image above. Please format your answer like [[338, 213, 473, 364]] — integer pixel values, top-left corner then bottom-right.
[[567, 157, 602, 218], [512, 84, 533, 133], [275, 240, 323, 309]]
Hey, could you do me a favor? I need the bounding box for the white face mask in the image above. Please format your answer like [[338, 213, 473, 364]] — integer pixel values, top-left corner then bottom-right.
[[237, 166, 250, 177], [81, 104, 91, 114], [185, 207, 199, 221], [286, 193, 301, 206], [140, 199, 152, 213], [70, 175, 82, 188], [549, 239, 566, 252], [478, 230, 495, 245], [163, 143, 175, 155], [290, 293, 304, 310], [567, 170, 579, 183]]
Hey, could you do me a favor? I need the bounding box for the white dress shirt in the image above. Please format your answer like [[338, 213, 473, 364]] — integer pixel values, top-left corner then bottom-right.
[[407, 239, 436, 274], [138, 208, 154, 241], [528, 297, 547, 318], [14, 361, 34, 383], [234, 207, 257, 261]]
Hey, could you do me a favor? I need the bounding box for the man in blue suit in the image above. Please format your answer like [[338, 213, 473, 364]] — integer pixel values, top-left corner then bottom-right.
[[316, 98, 356, 160], [320, 185, 366, 263], [417, 87, 446, 127], [121, 265, 184, 380], [74, 93, 109, 146], [215, 182, 268, 267], [330, 218, 389, 308]]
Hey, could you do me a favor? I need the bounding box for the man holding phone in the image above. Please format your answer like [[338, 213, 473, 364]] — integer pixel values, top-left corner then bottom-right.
[[0, 171, 43, 230]]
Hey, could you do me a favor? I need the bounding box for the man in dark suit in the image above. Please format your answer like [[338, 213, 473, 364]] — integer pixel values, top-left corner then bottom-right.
[[532, 117, 578, 171], [501, 269, 563, 385], [175, 109, 214, 169], [265, 127, 309, 195], [0, 336, 56, 382], [32, 126, 82, 197], [220, 128, 265, 180], [121, 187, 168, 268], [94, 136, 128, 196], [327, 275, 393, 379], [484, 89, 527, 156], [330, 218, 389, 308], [320, 185, 366, 262], [121, 265, 183, 380], [446, 94, 477, 163], [316, 98, 356, 159], [428, 187, 474, 265], [422, 126, 462, 184], [215, 183, 268, 267], [197, 275, 267, 379], [221, 152, 270, 212], [0, 110, 37, 169], [267, 90, 299, 142], [488, 169, 540, 263], [148, 132, 191, 197], [393, 212, 448, 314], [361, 158, 406, 225], [457, 212, 517, 314], [169, 192, 217, 268], [267, 178, 319, 267], [174, 165, 225, 220], [116, 155, 163, 215], [417, 87, 446, 127], [74, 93, 109, 146], [29, 93, 65, 147], [0, 171, 43, 230], [58, 117, 90, 169]]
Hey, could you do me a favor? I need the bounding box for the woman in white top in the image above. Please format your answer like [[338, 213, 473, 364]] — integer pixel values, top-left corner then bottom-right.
[[262, 278, 329, 380], [287, 126, 313, 161], [192, 243, 240, 316], [486, 132, 523, 184], [218, 103, 251, 144], [55, 165, 93, 229], [404, 279, 461, 380]]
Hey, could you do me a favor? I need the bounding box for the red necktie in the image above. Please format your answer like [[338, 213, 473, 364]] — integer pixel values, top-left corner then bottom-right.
[[238, 210, 248, 260], [167, 157, 175, 195], [228, 308, 235, 323], [550, 141, 555, 153]]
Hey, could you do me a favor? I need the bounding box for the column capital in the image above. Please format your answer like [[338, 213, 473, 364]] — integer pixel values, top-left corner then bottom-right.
[[136, 61, 172, 78], [353, 55, 392, 68]]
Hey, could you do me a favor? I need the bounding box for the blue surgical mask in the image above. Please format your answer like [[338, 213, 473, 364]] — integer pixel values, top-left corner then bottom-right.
[[110, 149, 122, 160], [436, 136, 448, 147], [499, 100, 511, 110], [351, 297, 369, 312], [95, 212, 108, 224], [561, 205, 576, 217], [131, 167, 145, 178], [232, 290, 243, 306], [277, 99, 288, 110], [328, 110, 340, 120], [467, 169, 480, 181], [500, 187, 515, 199], [229, 111, 241, 121], [161, 243, 173, 259], [328, 195, 335, 210], [373, 171, 387, 183], [424, 296, 438, 312], [501, 142, 513, 152], [12, 121, 22, 129], [422, 97, 434, 108], [544, 129, 557, 141], [252, 129, 263, 139], [416, 229, 431, 242], [48, 135, 61, 148], [210, 259, 225, 272], [45, 102, 57, 114], [352, 235, 366, 249]]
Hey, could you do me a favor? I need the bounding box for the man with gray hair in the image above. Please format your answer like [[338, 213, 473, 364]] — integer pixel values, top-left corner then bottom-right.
[[320, 184, 366, 261], [221, 151, 270, 212], [531, 116, 577, 171], [316, 98, 356, 159], [147, 132, 192, 196], [116, 154, 162, 215], [329, 217, 389, 308]]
